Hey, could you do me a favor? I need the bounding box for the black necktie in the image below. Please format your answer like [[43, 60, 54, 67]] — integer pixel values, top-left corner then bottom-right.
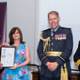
[[53, 31, 55, 37]]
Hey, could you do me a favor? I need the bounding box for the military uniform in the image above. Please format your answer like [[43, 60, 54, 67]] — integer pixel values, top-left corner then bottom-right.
[[37, 26, 73, 80], [74, 41, 80, 80]]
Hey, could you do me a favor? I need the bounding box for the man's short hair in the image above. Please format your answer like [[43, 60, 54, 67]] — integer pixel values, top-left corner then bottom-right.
[[48, 11, 59, 18]]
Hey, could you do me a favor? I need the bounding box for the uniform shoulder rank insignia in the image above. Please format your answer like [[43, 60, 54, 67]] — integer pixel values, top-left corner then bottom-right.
[[42, 28, 51, 32], [61, 26, 71, 29]]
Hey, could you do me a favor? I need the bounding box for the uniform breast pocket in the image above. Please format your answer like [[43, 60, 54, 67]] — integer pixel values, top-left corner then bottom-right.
[[55, 40, 66, 49]]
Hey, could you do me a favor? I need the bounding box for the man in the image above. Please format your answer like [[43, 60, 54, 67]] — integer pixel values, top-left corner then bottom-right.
[[37, 11, 73, 80]]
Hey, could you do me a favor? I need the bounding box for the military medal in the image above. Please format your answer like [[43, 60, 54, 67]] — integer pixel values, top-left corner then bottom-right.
[[63, 34, 66, 39], [64, 34, 66, 39], [57, 34, 60, 40], [60, 34, 62, 40], [62, 34, 64, 39], [55, 35, 57, 40]]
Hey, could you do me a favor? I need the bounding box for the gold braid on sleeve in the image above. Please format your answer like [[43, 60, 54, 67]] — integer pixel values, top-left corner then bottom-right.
[[75, 59, 80, 68], [39, 31, 51, 52]]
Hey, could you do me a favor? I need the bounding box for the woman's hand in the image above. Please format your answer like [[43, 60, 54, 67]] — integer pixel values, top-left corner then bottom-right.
[[0, 62, 3, 69], [9, 65, 18, 70], [0, 43, 9, 48]]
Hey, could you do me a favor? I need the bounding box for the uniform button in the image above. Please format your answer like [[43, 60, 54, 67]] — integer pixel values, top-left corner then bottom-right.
[[51, 43, 53, 45], [51, 49, 53, 51]]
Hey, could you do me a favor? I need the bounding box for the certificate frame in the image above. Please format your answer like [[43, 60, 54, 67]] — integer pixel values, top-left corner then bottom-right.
[[1, 47, 16, 67]]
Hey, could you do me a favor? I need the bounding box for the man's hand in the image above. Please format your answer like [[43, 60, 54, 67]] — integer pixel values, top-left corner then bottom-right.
[[46, 62, 51, 66], [48, 62, 59, 72]]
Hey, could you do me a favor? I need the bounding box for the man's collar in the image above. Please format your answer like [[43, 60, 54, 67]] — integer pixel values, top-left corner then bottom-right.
[[51, 26, 60, 36], [51, 26, 60, 32]]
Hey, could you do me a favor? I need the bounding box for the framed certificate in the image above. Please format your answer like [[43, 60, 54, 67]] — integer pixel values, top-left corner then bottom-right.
[[1, 47, 15, 67]]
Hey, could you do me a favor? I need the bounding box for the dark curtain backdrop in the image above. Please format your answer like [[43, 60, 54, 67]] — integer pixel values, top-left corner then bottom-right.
[[0, 2, 7, 44], [0, 2, 7, 80]]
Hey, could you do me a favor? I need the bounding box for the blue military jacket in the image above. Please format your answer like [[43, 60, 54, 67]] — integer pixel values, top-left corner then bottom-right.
[[37, 26, 73, 78]]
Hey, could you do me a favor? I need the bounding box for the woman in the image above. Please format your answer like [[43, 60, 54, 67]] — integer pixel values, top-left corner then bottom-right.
[[2, 27, 31, 80], [74, 41, 80, 80]]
